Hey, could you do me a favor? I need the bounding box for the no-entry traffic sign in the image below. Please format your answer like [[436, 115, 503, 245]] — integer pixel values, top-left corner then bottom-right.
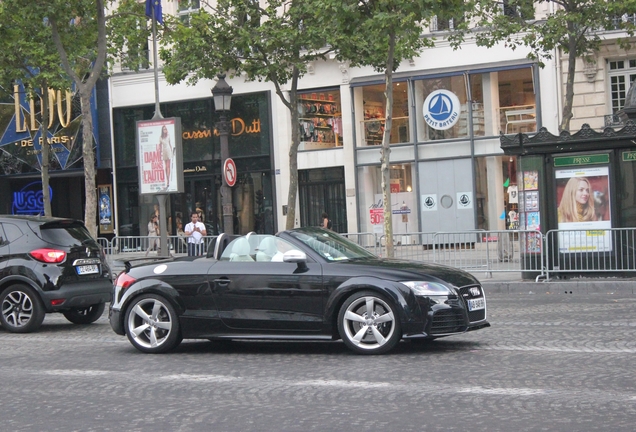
[[224, 158, 237, 187]]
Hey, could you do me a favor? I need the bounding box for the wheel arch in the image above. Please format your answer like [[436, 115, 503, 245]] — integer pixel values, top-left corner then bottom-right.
[[325, 277, 421, 338], [0, 275, 46, 306], [116, 278, 185, 329]]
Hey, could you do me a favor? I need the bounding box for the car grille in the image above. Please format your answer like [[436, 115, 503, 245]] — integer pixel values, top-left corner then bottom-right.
[[430, 309, 464, 335], [458, 285, 486, 322]]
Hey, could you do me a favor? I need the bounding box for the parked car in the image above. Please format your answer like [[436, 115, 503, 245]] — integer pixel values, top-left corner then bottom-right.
[[109, 227, 489, 355], [0, 215, 112, 333]]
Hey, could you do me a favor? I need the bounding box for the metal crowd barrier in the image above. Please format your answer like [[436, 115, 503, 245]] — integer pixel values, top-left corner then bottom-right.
[[95, 228, 636, 281], [340, 232, 377, 255], [544, 228, 636, 280], [379, 230, 545, 278], [105, 235, 217, 257]]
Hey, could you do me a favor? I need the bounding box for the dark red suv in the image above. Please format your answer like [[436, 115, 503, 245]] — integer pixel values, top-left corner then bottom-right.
[[0, 216, 112, 333]]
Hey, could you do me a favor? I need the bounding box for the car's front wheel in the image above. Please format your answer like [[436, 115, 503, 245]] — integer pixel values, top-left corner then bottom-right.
[[124, 294, 182, 353], [337, 290, 401, 355], [63, 303, 105, 325], [0, 284, 45, 333]]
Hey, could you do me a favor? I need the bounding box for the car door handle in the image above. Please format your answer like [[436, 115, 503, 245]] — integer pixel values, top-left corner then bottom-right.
[[213, 278, 231, 286]]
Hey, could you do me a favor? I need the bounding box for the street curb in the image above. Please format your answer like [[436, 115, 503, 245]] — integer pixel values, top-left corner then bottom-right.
[[481, 280, 636, 294]]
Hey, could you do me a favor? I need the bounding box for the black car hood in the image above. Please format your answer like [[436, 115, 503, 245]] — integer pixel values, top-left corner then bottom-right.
[[332, 257, 480, 288]]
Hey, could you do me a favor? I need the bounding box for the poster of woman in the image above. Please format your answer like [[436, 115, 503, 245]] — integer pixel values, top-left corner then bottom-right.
[[137, 118, 183, 195], [555, 166, 611, 252]]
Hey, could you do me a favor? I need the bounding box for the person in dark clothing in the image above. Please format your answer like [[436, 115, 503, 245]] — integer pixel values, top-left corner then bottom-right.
[[321, 212, 332, 230]]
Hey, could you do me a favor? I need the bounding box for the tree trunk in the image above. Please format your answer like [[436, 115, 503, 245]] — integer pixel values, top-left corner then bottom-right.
[[80, 88, 97, 238], [285, 68, 301, 230], [382, 32, 396, 258], [559, 31, 577, 132], [49, 0, 107, 238], [40, 85, 52, 217]]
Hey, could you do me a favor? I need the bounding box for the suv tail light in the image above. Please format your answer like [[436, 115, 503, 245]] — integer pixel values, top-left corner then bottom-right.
[[30, 248, 67, 263], [115, 272, 136, 290]]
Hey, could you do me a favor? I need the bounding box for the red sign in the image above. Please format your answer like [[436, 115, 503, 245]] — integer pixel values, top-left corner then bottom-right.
[[223, 158, 237, 187], [369, 208, 384, 225]]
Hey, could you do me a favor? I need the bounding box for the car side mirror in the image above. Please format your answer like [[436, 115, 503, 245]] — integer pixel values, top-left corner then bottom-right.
[[282, 250, 306, 263], [284, 250, 309, 273]]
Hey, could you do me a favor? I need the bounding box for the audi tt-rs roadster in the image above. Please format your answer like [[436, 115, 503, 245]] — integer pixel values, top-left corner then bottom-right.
[[109, 227, 489, 355]]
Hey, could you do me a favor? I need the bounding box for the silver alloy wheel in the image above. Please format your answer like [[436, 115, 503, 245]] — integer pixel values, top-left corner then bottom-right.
[[341, 295, 396, 351], [2, 290, 34, 328], [126, 297, 174, 349]]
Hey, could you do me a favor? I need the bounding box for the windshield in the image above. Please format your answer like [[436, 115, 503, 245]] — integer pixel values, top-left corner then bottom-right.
[[288, 228, 377, 261]]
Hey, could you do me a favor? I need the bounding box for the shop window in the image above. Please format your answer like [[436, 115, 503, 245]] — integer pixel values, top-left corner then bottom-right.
[[359, 83, 410, 146], [414, 75, 468, 141], [298, 89, 343, 150], [357, 164, 414, 235], [497, 68, 536, 134], [414, 67, 536, 141]]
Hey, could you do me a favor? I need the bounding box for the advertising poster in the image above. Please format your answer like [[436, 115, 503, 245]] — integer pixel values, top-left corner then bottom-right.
[[373, 192, 415, 235], [555, 166, 611, 252], [137, 117, 183, 195], [526, 211, 540, 230], [524, 190, 539, 211], [98, 184, 114, 234], [523, 171, 538, 190]]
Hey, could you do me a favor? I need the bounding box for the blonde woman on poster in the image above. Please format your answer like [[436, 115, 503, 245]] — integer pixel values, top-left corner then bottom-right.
[[557, 177, 596, 223]]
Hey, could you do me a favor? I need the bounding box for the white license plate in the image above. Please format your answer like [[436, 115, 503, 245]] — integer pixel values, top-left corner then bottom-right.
[[77, 265, 99, 275], [468, 297, 485, 311]]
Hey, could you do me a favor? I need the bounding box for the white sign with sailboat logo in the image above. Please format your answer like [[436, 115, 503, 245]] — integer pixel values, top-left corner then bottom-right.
[[423, 90, 461, 130]]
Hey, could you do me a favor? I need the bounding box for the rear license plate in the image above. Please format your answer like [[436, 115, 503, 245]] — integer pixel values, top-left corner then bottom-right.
[[468, 297, 485, 311], [77, 265, 99, 275]]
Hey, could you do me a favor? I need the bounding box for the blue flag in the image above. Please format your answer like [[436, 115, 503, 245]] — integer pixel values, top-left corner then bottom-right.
[[145, 0, 163, 24]]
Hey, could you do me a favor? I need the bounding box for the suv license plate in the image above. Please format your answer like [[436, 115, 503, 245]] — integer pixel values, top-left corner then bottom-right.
[[468, 298, 485, 311], [77, 264, 99, 275]]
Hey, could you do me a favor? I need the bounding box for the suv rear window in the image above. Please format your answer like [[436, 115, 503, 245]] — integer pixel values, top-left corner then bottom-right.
[[29, 221, 95, 247]]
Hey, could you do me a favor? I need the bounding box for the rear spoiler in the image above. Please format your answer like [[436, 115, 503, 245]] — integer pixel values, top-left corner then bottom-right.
[[122, 256, 173, 272]]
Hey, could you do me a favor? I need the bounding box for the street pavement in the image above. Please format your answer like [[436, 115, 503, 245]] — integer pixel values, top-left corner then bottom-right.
[[1, 293, 636, 431]]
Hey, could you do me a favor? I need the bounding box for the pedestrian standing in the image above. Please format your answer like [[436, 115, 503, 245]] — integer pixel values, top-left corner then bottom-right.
[[321, 212, 332, 230], [145, 214, 160, 256], [184, 212, 207, 256]]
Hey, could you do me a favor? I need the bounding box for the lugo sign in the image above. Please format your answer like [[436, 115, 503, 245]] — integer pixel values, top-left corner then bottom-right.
[[423, 90, 461, 130]]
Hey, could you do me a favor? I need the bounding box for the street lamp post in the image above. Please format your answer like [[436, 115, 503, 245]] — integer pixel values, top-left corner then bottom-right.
[[212, 74, 234, 235]]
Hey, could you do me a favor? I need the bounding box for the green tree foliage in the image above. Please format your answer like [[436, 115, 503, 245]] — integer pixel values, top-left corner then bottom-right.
[[160, 0, 334, 230], [469, 0, 635, 131], [0, 0, 151, 235], [0, 2, 74, 216]]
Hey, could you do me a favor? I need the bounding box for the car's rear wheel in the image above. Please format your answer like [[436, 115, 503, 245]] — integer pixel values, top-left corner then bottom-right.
[[0, 284, 45, 333], [337, 290, 401, 355], [62, 303, 105, 325], [124, 294, 182, 353]]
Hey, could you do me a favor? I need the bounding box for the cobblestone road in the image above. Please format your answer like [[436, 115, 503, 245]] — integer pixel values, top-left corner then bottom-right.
[[1, 293, 635, 432]]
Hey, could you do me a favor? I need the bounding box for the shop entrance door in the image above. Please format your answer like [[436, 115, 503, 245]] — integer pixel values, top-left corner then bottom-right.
[[299, 167, 347, 232], [418, 159, 475, 232], [172, 178, 220, 237]]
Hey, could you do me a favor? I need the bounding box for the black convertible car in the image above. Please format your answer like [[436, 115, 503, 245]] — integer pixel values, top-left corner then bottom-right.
[[109, 227, 489, 355]]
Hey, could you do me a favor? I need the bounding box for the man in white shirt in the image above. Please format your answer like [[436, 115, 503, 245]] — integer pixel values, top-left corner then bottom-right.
[[184, 212, 207, 256]]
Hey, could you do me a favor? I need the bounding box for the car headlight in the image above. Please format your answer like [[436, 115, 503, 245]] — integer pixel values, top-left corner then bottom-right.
[[402, 281, 452, 296]]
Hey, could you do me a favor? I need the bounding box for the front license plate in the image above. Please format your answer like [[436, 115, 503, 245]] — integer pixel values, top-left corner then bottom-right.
[[468, 297, 485, 311], [77, 264, 99, 275]]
